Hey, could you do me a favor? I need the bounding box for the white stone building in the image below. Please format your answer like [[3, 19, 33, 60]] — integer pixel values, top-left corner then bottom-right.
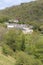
[[6, 23, 33, 34]]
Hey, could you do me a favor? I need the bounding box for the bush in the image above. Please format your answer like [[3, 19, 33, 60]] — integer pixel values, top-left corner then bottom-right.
[[15, 51, 42, 65], [3, 29, 25, 51], [2, 44, 14, 56]]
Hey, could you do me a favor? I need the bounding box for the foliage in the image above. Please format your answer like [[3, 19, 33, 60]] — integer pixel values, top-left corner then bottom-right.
[[15, 51, 42, 65], [2, 44, 14, 56], [0, 0, 43, 64], [0, 0, 43, 27], [3, 29, 25, 51]]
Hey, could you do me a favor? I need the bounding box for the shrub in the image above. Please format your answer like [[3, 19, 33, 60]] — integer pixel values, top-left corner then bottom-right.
[[2, 44, 14, 56], [15, 51, 42, 65]]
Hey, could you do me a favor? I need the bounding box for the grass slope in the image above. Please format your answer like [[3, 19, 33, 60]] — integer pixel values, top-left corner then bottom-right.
[[0, 0, 43, 26], [0, 47, 15, 65]]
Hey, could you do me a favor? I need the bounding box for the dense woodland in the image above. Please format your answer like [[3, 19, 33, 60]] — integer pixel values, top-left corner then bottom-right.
[[0, 0, 43, 65]]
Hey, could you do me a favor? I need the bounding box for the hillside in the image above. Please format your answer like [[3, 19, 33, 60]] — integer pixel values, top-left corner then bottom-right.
[[0, 0, 43, 26], [0, 0, 43, 65], [0, 47, 16, 65], [0, 54, 15, 65], [0, 25, 43, 65]]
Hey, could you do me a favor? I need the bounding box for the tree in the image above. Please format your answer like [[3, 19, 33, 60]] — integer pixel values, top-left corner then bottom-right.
[[3, 29, 25, 52], [21, 34, 25, 51]]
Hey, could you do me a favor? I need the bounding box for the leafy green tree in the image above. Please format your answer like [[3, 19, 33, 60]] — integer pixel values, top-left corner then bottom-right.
[[3, 29, 25, 51], [21, 34, 25, 51]]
